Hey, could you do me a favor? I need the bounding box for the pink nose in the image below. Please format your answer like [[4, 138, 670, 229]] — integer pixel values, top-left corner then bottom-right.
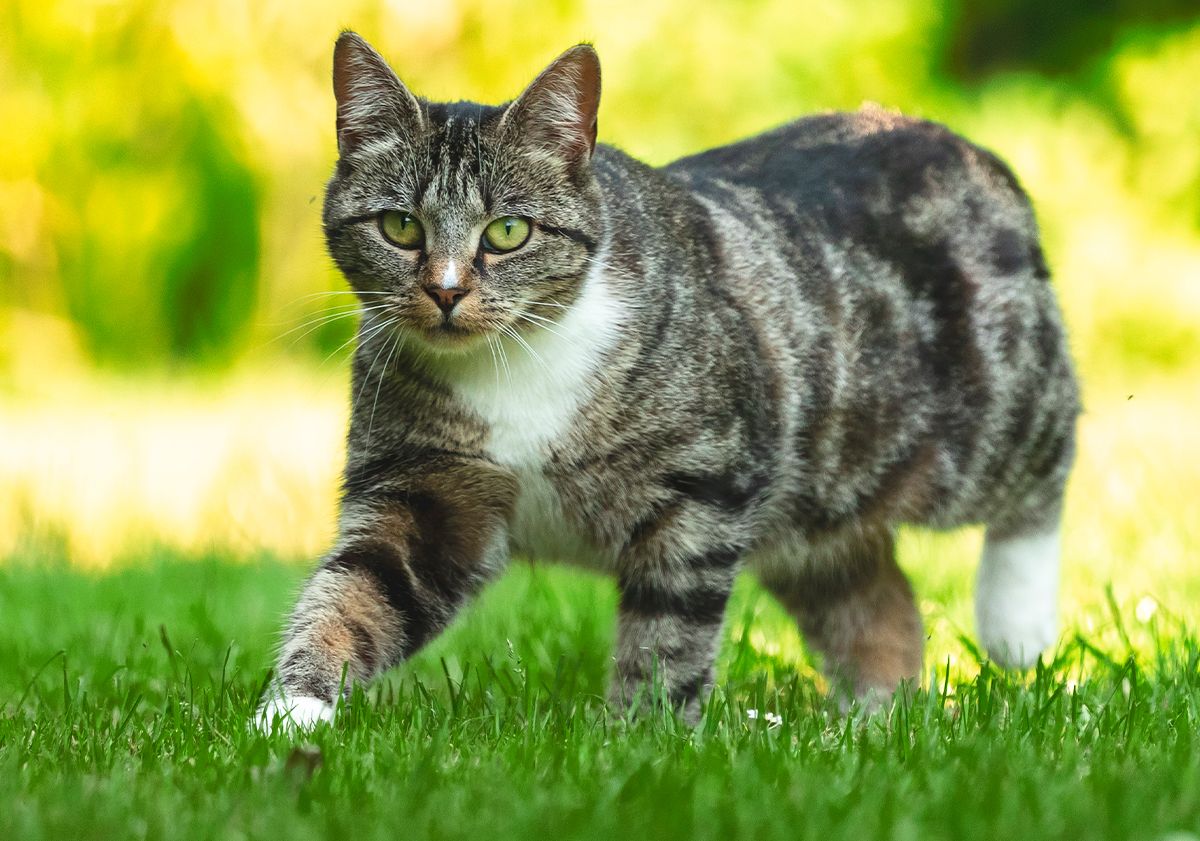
[[424, 285, 470, 314]]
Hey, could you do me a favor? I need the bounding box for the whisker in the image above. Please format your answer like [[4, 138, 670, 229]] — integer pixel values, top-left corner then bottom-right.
[[263, 301, 373, 331], [517, 308, 562, 323], [515, 309, 567, 330], [317, 309, 396, 368], [284, 289, 398, 304], [317, 331, 364, 369], [513, 312, 572, 344], [269, 302, 394, 347], [365, 331, 403, 448], [349, 317, 401, 418], [484, 334, 501, 395], [499, 323, 548, 373], [495, 328, 513, 385]]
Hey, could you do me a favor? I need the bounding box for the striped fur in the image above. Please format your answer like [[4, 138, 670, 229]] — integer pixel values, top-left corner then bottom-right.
[[259, 33, 1080, 728]]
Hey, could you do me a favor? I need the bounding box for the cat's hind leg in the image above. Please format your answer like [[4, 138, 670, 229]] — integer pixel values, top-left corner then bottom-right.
[[975, 511, 1062, 669], [760, 530, 923, 709]]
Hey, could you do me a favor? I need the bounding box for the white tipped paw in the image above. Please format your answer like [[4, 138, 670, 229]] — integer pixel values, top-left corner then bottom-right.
[[255, 695, 335, 734], [979, 614, 1058, 669], [976, 529, 1060, 669], [977, 576, 1058, 668]]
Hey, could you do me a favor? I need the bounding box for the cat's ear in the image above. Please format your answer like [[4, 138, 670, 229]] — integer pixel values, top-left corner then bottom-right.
[[332, 31, 424, 158], [504, 44, 601, 167]]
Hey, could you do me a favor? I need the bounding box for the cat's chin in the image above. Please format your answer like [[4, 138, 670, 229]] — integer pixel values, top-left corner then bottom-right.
[[415, 322, 488, 354]]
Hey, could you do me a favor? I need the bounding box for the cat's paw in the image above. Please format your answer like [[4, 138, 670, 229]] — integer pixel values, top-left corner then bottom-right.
[[976, 528, 1061, 670], [977, 572, 1058, 668], [254, 695, 335, 734], [979, 613, 1057, 670]]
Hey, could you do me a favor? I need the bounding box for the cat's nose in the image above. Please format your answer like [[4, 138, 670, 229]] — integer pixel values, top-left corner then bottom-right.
[[424, 285, 470, 314]]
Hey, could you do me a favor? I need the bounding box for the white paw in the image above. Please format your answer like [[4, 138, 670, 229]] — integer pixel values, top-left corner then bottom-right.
[[255, 695, 335, 734], [978, 612, 1058, 669], [976, 529, 1060, 669]]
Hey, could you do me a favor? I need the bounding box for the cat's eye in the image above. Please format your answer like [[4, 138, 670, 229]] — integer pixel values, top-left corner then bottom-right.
[[482, 216, 531, 253], [379, 211, 424, 249]]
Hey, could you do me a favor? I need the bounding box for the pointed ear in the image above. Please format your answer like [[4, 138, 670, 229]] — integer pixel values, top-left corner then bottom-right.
[[332, 31, 423, 157], [504, 45, 601, 166]]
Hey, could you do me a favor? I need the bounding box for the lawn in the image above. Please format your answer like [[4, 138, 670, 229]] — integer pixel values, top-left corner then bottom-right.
[[2, 548, 1198, 841], [2, 284, 1197, 841], [1, 352, 1197, 840]]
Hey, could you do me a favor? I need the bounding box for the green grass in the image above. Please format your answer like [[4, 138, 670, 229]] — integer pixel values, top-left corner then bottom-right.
[[1, 550, 1198, 841]]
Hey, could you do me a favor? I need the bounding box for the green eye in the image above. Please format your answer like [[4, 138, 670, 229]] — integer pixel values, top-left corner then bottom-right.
[[379, 211, 424, 249], [482, 216, 531, 253]]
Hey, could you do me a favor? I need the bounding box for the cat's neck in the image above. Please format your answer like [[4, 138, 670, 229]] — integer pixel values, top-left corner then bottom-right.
[[427, 246, 626, 467]]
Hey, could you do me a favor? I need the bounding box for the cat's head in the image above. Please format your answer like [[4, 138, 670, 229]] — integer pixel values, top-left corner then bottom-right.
[[322, 32, 603, 352]]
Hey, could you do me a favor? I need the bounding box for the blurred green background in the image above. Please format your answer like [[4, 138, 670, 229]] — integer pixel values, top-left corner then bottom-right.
[[3, 0, 1198, 373], [0, 0, 1198, 587]]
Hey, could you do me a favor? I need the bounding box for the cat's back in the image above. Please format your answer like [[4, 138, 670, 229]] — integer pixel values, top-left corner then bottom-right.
[[661, 105, 1058, 343], [661, 106, 1079, 534], [663, 105, 1026, 215]]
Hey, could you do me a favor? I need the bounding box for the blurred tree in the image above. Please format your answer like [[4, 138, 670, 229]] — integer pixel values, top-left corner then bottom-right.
[[941, 0, 1200, 79], [3, 2, 262, 369], [1, 0, 1197, 375], [53, 91, 261, 368], [157, 101, 261, 365]]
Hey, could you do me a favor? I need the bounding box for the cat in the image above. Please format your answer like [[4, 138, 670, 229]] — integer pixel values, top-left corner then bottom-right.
[[257, 31, 1079, 729]]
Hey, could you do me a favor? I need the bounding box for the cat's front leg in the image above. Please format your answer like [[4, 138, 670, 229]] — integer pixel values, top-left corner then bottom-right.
[[257, 461, 515, 732], [611, 535, 743, 723]]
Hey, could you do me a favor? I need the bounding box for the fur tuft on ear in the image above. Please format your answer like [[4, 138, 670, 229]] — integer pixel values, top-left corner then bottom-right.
[[503, 45, 601, 166], [332, 31, 424, 158]]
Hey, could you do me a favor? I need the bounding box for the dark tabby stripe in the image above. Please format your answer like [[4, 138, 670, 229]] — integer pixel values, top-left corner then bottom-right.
[[664, 471, 769, 511], [618, 548, 741, 623], [536, 223, 598, 253], [618, 577, 731, 625], [324, 540, 444, 655]]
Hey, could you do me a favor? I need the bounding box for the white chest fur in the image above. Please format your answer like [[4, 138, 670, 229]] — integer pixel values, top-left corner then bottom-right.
[[447, 261, 623, 566]]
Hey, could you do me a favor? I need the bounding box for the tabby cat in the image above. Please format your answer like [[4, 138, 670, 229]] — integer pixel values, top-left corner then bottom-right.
[[258, 32, 1079, 729]]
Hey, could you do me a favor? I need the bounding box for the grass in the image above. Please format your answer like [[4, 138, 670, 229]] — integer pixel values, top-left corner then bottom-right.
[[2, 319, 1197, 841], [2, 550, 1198, 841]]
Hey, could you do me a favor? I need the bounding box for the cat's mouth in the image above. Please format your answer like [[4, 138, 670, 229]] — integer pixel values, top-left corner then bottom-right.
[[396, 293, 485, 349], [406, 301, 547, 354], [432, 321, 474, 338], [414, 316, 490, 352]]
